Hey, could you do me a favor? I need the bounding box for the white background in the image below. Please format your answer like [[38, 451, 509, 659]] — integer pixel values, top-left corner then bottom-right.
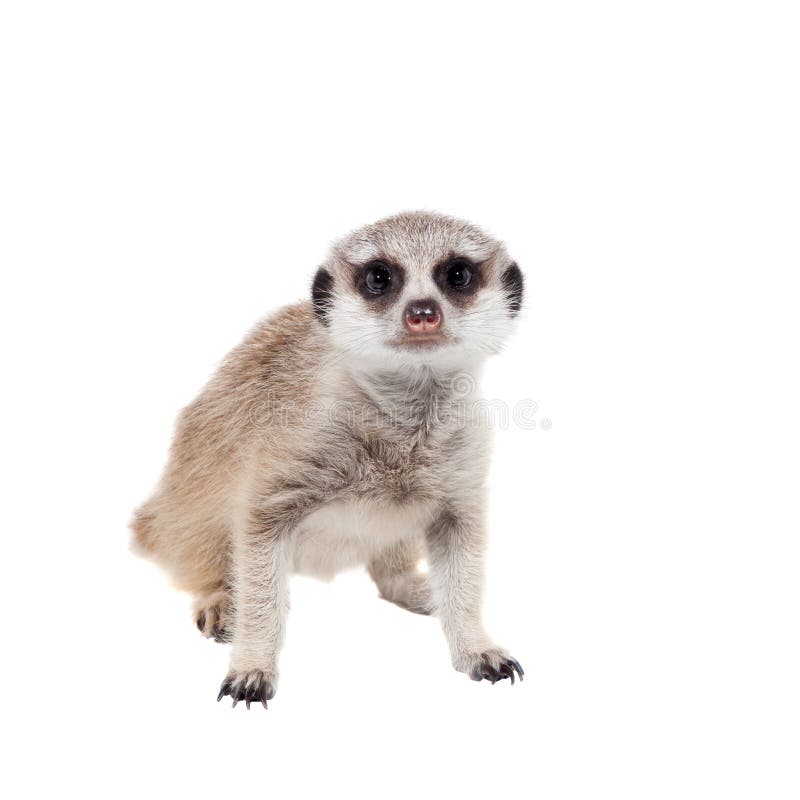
[[1, 2, 798, 798]]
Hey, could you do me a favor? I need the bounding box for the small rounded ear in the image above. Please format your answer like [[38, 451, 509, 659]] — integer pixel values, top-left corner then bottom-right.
[[311, 267, 334, 325], [501, 263, 524, 316]]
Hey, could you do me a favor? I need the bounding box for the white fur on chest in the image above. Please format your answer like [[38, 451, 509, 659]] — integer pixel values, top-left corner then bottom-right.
[[291, 498, 434, 580]]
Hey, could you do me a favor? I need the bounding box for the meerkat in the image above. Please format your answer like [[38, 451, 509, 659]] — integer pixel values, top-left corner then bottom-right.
[[131, 211, 525, 708]]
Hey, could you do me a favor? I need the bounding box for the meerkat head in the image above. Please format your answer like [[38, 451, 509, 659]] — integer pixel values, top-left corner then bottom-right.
[[311, 211, 523, 372]]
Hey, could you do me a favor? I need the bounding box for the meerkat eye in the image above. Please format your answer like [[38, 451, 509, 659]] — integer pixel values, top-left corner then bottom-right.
[[365, 261, 392, 294], [446, 259, 473, 288]]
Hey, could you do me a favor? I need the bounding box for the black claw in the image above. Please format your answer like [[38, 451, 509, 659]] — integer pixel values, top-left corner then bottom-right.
[[499, 662, 515, 684], [217, 676, 232, 702], [245, 681, 261, 710], [481, 663, 497, 683], [197, 612, 206, 633], [507, 657, 524, 681], [219, 672, 273, 709], [211, 624, 229, 643], [470, 654, 524, 686], [231, 680, 247, 707]]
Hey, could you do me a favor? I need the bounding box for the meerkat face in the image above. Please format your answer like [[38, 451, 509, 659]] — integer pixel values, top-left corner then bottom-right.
[[311, 212, 523, 371]]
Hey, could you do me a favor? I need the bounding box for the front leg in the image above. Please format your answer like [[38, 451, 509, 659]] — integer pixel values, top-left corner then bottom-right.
[[217, 502, 297, 709], [426, 506, 523, 684]]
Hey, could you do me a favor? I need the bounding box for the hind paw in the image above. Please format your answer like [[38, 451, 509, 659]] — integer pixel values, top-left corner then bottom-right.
[[193, 591, 232, 643]]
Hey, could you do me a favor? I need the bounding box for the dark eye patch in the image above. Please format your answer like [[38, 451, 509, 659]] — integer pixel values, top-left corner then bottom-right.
[[354, 259, 405, 309], [433, 256, 483, 306]]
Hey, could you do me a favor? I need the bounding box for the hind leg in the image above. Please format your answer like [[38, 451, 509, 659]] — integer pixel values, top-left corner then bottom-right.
[[368, 537, 434, 616], [131, 497, 233, 640]]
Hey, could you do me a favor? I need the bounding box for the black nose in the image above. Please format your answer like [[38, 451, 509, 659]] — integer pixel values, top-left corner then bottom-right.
[[404, 299, 442, 333]]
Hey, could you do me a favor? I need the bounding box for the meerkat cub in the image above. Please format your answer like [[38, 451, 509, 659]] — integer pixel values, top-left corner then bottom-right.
[[132, 211, 525, 708]]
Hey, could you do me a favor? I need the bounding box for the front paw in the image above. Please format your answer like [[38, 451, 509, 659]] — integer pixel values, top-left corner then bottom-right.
[[463, 649, 524, 685], [217, 669, 276, 709]]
